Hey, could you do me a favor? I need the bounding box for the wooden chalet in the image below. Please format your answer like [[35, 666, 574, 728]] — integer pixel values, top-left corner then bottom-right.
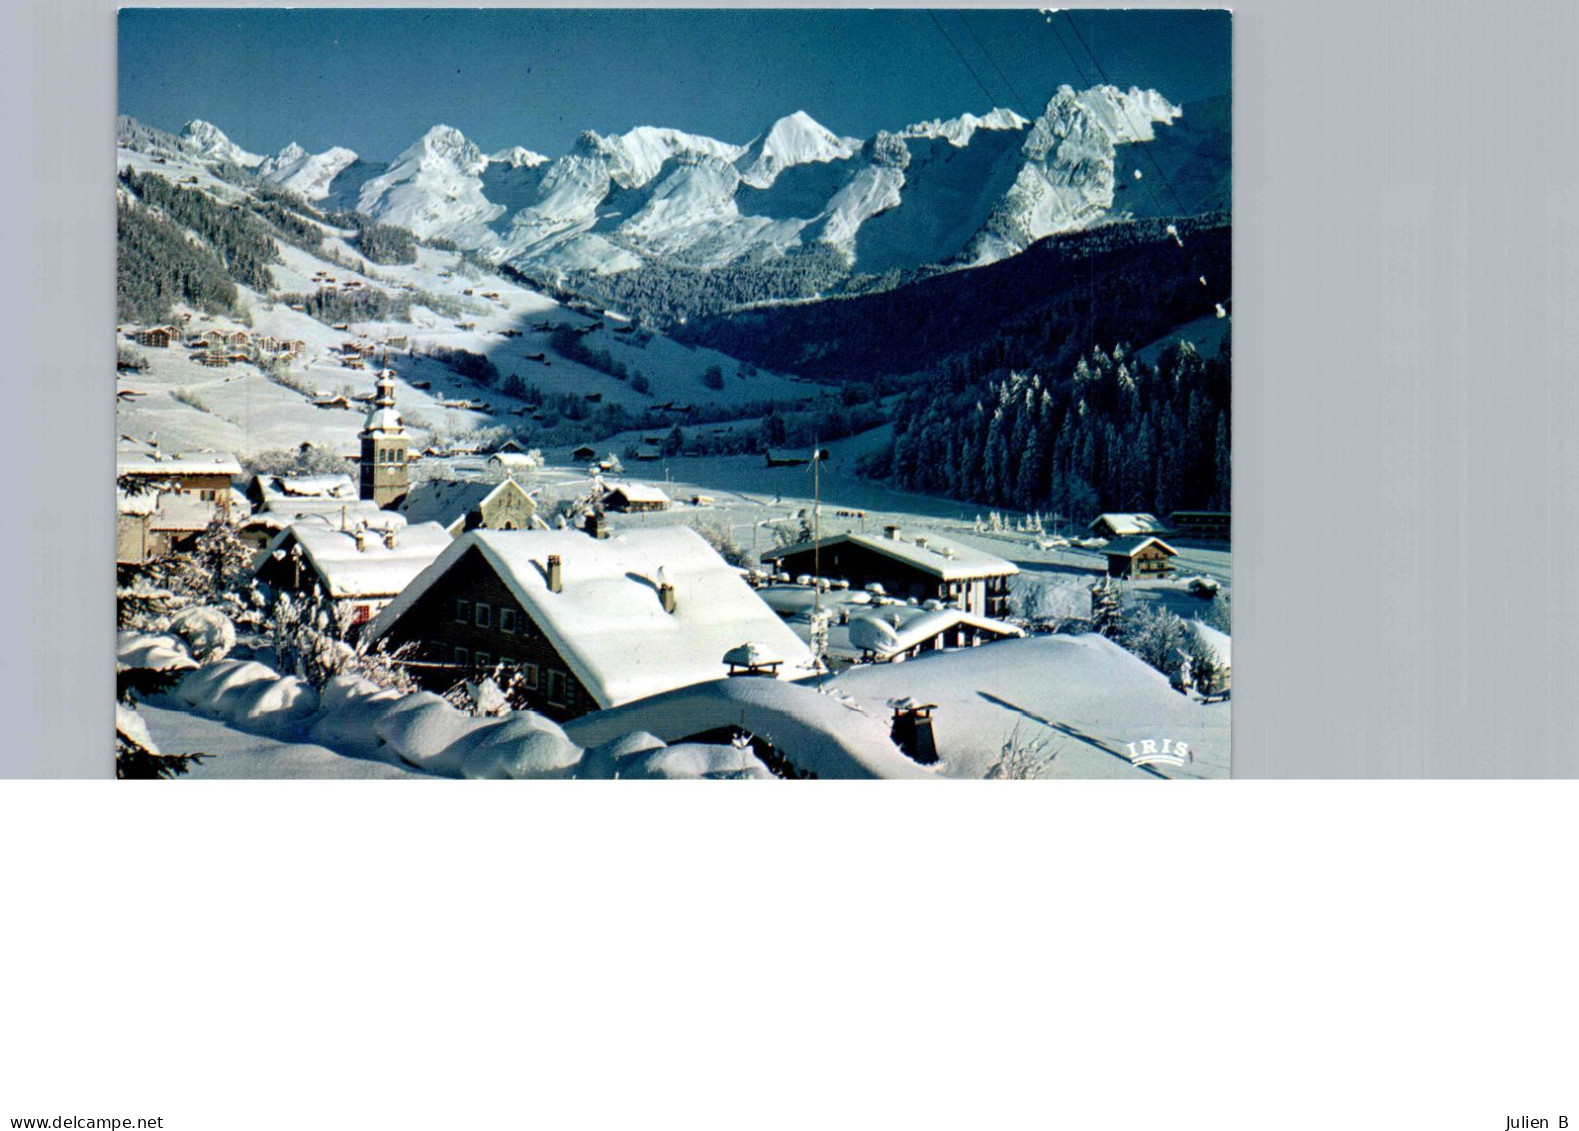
[[848, 608, 1024, 664], [602, 482, 670, 512], [1169, 510, 1231, 540], [134, 326, 177, 349], [1103, 535, 1179, 580], [570, 444, 597, 461], [1089, 512, 1170, 539], [116, 446, 241, 520], [762, 527, 1017, 619], [364, 527, 814, 721]]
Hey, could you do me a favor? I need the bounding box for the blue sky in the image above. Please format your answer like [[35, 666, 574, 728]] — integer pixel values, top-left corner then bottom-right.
[[119, 8, 1230, 161]]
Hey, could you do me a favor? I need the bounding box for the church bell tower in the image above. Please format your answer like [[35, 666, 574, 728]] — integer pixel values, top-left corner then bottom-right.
[[360, 366, 410, 508]]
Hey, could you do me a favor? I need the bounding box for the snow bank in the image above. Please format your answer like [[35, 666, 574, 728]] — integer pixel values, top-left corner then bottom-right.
[[117, 631, 198, 673], [118, 632, 885, 780], [565, 676, 933, 779]]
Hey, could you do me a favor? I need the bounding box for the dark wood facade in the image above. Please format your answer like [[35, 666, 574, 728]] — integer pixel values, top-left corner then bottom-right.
[[770, 541, 1011, 618], [603, 487, 668, 513], [376, 545, 597, 722], [1106, 541, 1177, 579], [1169, 511, 1231, 540]]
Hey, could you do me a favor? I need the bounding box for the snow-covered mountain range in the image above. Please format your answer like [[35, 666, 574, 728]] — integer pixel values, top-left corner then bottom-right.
[[119, 83, 1226, 281]]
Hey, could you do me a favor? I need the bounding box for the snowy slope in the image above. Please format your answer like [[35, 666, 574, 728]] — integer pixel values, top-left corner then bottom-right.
[[735, 111, 862, 189], [258, 142, 360, 201], [488, 145, 550, 169], [355, 125, 505, 244], [179, 119, 265, 168]]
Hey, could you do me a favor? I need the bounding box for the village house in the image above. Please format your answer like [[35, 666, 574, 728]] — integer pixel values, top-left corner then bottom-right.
[[1089, 512, 1170, 539], [242, 472, 389, 546], [365, 527, 815, 721], [117, 445, 241, 520], [847, 607, 1024, 664], [115, 489, 159, 564], [1103, 535, 1179, 579], [224, 330, 250, 348], [250, 520, 454, 628], [602, 482, 670, 512], [486, 451, 541, 478], [763, 527, 1018, 619], [133, 326, 177, 349], [570, 444, 598, 462], [398, 477, 544, 538]]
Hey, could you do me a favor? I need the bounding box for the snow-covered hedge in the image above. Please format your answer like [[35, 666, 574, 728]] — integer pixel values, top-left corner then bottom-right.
[[116, 632, 769, 781]]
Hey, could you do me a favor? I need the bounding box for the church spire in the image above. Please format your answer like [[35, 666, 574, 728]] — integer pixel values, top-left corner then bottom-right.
[[359, 359, 410, 507]]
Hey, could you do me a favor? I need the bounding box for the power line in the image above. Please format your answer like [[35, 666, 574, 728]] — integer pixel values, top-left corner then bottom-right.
[[927, 10, 1003, 113], [958, 13, 1033, 118]]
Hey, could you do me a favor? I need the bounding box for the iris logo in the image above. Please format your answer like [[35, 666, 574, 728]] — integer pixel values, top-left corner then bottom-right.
[[1125, 738, 1192, 767]]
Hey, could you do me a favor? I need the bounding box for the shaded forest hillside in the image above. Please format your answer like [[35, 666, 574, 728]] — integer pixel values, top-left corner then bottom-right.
[[677, 212, 1230, 386]]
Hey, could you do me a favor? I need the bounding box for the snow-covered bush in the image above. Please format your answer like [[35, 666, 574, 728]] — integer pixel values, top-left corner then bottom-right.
[[1117, 602, 1191, 685], [268, 589, 417, 694], [244, 445, 353, 478], [985, 725, 1059, 780], [685, 516, 753, 569], [166, 605, 236, 664]]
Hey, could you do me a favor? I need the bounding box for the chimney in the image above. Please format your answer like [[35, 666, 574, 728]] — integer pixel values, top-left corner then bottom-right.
[[657, 566, 677, 614], [914, 536, 928, 550], [354, 529, 369, 552], [383, 528, 397, 549], [889, 700, 939, 765], [884, 524, 901, 540], [547, 554, 563, 593]]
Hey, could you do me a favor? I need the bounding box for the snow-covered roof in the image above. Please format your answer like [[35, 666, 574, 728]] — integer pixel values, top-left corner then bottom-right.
[[1102, 535, 1178, 558], [257, 521, 453, 600], [488, 452, 539, 469], [247, 500, 404, 531], [399, 478, 535, 532], [116, 488, 158, 516], [149, 494, 221, 532], [563, 675, 932, 780], [605, 481, 671, 504], [1089, 512, 1168, 536], [368, 527, 816, 709], [117, 449, 242, 478], [257, 474, 358, 502], [763, 530, 1018, 581], [849, 608, 1023, 659]]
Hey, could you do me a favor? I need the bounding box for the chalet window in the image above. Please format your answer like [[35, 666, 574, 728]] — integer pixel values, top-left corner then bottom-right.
[[475, 651, 490, 669], [475, 602, 491, 628], [546, 669, 567, 706], [455, 599, 470, 623], [453, 646, 469, 666], [500, 607, 517, 634], [522, 663, 539, 690], [499, 656, 514, 670]]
